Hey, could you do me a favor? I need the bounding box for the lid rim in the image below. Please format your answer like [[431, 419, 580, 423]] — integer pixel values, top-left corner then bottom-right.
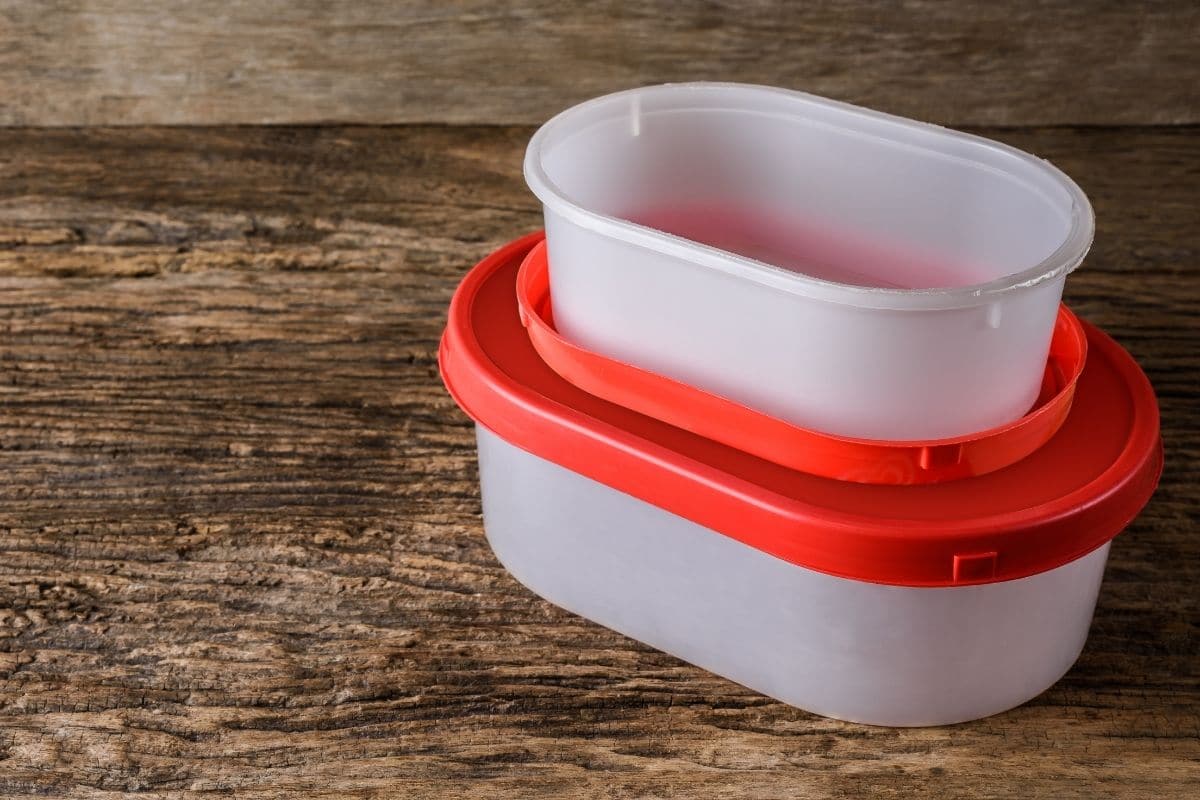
[[440, 234, 1163, 587]]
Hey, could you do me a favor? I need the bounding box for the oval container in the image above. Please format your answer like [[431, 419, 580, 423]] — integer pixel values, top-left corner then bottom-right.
[[525, 83, 1095, 440], [441, 234, 1162, 727]]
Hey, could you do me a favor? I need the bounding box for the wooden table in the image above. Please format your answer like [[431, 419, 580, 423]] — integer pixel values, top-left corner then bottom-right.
[[0, 124, 1195, 798]]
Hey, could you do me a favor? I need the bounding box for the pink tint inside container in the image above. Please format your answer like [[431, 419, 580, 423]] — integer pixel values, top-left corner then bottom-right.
[[630, 204, 997, 289]]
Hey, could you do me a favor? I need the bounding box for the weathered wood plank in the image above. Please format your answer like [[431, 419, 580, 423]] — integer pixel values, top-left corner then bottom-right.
[[1, 1, 1197, 128], [0, 125, 1195, 797]]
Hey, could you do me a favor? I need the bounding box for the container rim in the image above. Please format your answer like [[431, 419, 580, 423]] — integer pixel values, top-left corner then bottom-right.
[[524, 82, 1096, 311]]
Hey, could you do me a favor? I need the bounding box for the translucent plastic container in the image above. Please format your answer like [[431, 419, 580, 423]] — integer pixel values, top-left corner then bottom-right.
[[440, 235, 1162, 727], [525, 83, 1095, 440], [477, 425, 1111, 726]]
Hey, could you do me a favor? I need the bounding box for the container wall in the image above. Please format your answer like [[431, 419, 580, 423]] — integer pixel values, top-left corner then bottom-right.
[[545, 211, 1065, 440], [476, 424, 1109, 726]]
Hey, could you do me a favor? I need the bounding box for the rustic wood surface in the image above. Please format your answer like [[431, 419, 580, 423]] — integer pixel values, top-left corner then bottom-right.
[[2, 0, 1198, 128], [0, 124, 1195, 798]]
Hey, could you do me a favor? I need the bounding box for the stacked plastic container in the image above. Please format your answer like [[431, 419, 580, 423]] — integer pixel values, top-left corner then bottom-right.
[[440, 84, 1162, 726]]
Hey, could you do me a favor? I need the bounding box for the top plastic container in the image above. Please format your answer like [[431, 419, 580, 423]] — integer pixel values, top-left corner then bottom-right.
[[525, 83, 1095, 440]]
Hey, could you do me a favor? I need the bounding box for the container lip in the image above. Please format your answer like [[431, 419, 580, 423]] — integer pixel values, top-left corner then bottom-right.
[[441, 235, 1162, 588], [524, 82, 1095, 310]]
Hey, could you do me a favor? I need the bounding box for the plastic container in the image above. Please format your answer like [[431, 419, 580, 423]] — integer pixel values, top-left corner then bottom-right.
[[525, 83, 1095, 440], [440, 234, 1162, 727]]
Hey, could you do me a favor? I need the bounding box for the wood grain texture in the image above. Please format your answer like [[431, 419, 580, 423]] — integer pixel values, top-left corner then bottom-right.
[[0, 124, 1196, 798], [1, 0, 1198, 128]]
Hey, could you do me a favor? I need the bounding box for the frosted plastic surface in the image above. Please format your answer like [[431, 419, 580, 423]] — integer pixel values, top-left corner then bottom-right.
[[525, 84, 1094, 439], [477, 425, 1109, 726]]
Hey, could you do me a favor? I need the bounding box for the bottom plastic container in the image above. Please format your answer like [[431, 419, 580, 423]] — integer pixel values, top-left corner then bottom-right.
[[478, 425, 1112, 726], [440, 234, 1162, 726]]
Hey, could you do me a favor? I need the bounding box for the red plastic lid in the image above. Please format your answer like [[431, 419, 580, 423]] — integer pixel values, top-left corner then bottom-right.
[[440, 233, 1163, 587], [516, 240, 1087, 485]]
